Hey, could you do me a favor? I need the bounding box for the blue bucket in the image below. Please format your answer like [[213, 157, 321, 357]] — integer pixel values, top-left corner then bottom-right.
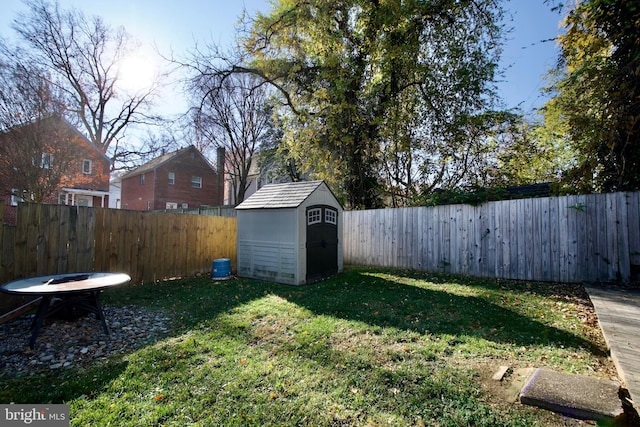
[[212, 258, 231, 279]]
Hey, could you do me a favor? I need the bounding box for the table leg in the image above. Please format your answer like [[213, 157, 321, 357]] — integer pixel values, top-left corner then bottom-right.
[[95, 294, 109, 336], [61, 291, 110, 335], [29, 295, 52, 349], [86, 291, 109, 335], [27, 292, 110, 348]]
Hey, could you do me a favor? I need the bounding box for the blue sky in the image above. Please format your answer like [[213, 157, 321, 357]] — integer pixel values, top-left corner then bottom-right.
[[1, 0, 564, 115], [500, 0, 564, 113]]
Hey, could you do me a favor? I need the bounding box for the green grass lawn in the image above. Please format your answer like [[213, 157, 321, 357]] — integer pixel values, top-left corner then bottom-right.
[[0, 267, 615, 426]]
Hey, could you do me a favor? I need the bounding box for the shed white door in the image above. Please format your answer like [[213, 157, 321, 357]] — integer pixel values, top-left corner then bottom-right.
[[306, 206, 338, 282]]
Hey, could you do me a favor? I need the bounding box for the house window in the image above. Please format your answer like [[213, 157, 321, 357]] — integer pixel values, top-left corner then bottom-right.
[[140, 174, 145, 185], [75, 196, 91, 207], [325, 208, 337, 225], [182, 203, 189, 209], [10, 189, 23, 207], [11, 189, 33, 206], [168, 172, 175, 185], [191, 176, 202, 188], [307, 208, 322, 225], [82, 159, 92, 174], [166, 202, 178, 209], [41, 153, 53, 169]]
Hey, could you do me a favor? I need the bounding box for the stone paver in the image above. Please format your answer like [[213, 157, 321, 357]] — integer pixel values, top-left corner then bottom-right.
[[584, 284, 640, 414], [519, 368, 623, 422]]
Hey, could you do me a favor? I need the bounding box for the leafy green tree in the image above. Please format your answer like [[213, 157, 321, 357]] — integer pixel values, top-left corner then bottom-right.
[[543, 0, 640, 192], [256, 116, 305, 184], [491, 115, 571, 188], [235, 0, 505, 208]]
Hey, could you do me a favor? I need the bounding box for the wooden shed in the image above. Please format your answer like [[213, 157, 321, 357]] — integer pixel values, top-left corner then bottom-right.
[[235, 181, 343, 285]]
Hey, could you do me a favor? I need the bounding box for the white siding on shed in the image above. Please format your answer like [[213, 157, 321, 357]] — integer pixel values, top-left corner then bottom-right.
[[237, 209, 298, 284]]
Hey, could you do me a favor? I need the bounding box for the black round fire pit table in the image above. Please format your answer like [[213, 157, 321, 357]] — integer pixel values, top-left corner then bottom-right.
[[0, 272, 131, 348]]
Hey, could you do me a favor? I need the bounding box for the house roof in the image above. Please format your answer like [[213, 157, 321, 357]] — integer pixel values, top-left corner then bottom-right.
[[0, 114, 112, 164], [236, 180, 331, 209], [121, 145, 213, 179], [58, 116, 112, 164]]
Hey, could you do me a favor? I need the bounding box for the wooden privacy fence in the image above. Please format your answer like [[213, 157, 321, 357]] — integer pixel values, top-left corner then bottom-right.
[[344, 191, 640, 283], [1, 202, 236, 290]]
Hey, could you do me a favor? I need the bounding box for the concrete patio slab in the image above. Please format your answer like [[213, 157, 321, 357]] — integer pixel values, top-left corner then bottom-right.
[[584, 284, 640, 415]]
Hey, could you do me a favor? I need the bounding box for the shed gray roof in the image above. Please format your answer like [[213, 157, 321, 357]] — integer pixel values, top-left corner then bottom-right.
[[236, 181, 326, 209]]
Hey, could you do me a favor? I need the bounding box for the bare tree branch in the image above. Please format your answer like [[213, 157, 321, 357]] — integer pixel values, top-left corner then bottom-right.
[[11, 0, 164, 167]]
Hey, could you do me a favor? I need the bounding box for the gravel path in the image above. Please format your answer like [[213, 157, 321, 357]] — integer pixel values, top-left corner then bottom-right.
[[0, 305, 173, 377]]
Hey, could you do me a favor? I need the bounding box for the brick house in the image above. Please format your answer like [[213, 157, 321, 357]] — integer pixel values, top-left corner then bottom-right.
[[1, 116, 111, 225], [120, 145, 223, 211]]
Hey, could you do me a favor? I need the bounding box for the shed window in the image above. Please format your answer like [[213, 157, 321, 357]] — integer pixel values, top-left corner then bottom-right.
[[325, 209, 337, 225], [192, 176, 202, 188], [307, 208, 322, 225]]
